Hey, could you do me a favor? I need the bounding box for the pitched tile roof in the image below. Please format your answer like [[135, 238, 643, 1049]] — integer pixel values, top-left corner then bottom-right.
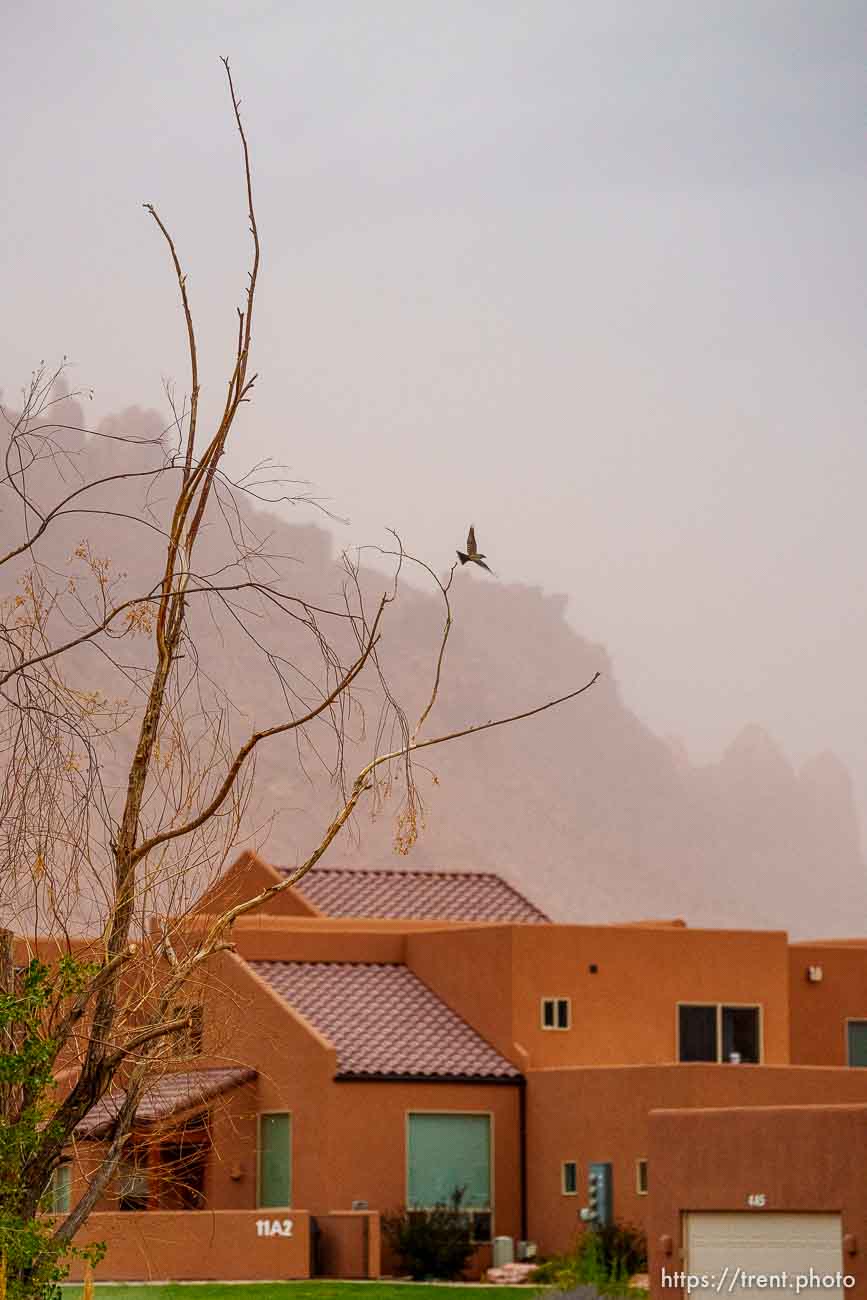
[[284, 867, 550, 924], [251, 960, 520, 1081], [75, 1066, 256, 1139]]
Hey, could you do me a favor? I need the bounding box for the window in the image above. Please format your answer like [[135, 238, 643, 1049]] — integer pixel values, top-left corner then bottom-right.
[[722, 1006, 760, 1062], [258, 1112, 292, 1207], [160, 1139, 206, 1210], [679, 1005, 717, 1061], [636, 1159, 648, 1196], [49, 1163, 72, 1214], [678, 1004, 760, 1063], [562, 1161, 578, 1195], [407, 1113, 491, 1210], [847, 1020, 867, 1067], [117, 1157, 150, 1211], [541, 997, 571, 1030]]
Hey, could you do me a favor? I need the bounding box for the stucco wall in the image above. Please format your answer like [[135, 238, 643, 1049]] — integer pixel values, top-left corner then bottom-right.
[[64, 1209, 310, 1281], [203, 951, 522, 1239], [512, 924, 791, 1068], [324, 1079, 522, 1240], [647, 1104, 867, 1298], [789, 943, 867, 1065], [406, 926, 518, 1065], [315, 1211, 380, 1278], [193, 849, 319, 918], [526, 1064, 867, 1257]]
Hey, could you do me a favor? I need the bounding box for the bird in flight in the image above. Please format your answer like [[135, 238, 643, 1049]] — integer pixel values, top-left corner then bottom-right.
[[457, 524, 494, 574]]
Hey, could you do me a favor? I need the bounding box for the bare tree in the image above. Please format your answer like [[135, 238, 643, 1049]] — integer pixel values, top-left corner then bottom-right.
[[0, 59, 599, 1297]]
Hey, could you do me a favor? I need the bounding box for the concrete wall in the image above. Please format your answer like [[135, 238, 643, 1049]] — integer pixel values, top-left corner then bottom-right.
[[65, 1209, 310, 1280], [647, 1104, 867, 1298], [525, 1064, 867, 1256]]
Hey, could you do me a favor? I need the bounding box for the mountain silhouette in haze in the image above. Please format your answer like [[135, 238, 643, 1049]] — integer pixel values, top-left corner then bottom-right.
[[4, 395, 865, 939]]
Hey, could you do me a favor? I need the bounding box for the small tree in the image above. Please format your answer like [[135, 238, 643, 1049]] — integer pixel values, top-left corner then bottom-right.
[[0, 59, 599, 1298]]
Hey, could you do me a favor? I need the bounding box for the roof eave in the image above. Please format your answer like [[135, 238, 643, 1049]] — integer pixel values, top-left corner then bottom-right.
[[334, 1070, 524, 1085]]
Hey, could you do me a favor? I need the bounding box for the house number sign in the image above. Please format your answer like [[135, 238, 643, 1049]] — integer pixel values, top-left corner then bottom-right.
[[256, 1218, 294, 1237], [746, 1194, 767, 1208]]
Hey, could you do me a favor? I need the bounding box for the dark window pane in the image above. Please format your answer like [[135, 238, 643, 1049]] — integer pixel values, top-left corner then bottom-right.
[[556, 999, 570, 1029], [679, 1005, 717, 1061], [472, 1211, 492, 1243], [563, 1161, 577, 1194], [722, 1007, 760, 1063], [542, 1000, 555, 1028], [847, 1021, 867, 1067]]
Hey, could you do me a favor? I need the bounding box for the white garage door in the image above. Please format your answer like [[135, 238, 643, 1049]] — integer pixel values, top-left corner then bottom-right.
[[684, 1213, 844, 1299]]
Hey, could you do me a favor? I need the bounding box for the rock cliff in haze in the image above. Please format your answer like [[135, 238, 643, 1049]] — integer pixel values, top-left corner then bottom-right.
[[3, 397, 864, 938]]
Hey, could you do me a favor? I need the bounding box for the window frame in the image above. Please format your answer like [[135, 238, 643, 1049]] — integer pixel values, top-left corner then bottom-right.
[[116, 1151, 150, 1212], [541, 996, 571, 1031], [405, 1109, 495, 1241], [675, 1002, 763, 1064], [635, 1158, 648, 1196], [257, 1110, 293, 1209], [50, 1162, 72, 1214], [561, 1160, 578, 1196], [845, 1017, 867, 1067]]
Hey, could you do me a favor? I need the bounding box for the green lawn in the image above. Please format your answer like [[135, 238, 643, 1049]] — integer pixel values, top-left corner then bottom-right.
[[62, 1285, 537, 1300]]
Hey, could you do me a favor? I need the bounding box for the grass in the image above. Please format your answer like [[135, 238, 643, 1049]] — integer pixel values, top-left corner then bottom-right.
[[62, 1285, 537, 1300]]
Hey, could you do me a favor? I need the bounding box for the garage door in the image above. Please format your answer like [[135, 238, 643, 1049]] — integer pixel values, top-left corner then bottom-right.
[[684, 1213, 844, 1299]]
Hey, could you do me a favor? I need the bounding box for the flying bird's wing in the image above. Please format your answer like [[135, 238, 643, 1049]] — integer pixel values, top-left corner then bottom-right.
[[466, 525, 478, 556], [475, 558, 493, 574]]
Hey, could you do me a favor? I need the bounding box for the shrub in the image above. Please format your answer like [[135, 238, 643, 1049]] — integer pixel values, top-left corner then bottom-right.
[[595, 1221, 647, 1278], [381, 1187, 475, 1280], [532, 1222, 647, 1296]]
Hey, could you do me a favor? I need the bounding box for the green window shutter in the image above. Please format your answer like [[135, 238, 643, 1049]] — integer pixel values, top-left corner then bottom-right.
[[259, 1113, 292, 1207], [407, 1113, 491, 1209], [847, 1021, 867, 1067], [52, 1164, 71, 1213]]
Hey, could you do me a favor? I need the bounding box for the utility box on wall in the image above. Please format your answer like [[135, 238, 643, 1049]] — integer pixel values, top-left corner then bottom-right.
[[584, 1162, 613, 1229]]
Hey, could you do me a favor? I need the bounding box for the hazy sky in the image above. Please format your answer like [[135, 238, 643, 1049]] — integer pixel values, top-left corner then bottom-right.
[[4, 2, 867, 830]]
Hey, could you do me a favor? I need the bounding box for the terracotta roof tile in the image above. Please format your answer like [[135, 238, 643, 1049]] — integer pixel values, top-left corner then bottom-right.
[[251, 960, 520, 1081], [285, 867, 549, 923], [75, 1066, 256, 1139]]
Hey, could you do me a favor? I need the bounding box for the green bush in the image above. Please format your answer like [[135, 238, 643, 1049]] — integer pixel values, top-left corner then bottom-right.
[[0, 956, 105, 1300], [533, 1221, 647, 1296], [594, 1221, 647, 1279], [381, 1187, 475, 1280]]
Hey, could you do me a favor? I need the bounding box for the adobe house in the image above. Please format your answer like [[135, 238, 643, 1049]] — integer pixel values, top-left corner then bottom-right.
[[56, 854, 867, 1286]]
